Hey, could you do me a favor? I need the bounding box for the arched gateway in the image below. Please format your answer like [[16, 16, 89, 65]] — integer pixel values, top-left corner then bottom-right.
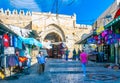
[[41, 24, 66, 43], [31, 12, 92, 58], [39, 24, 66, 58]]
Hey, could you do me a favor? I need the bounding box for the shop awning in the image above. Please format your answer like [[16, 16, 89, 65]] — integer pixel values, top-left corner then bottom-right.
[[0, 23, 17, 35], [104, 16, 120, 29], [18, 36, 42, 47], [75, 32, 93, 44], [29, 30, 39, 38]]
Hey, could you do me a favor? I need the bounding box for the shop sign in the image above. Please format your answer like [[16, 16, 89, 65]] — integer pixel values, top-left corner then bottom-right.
[[4, 47, 15, 54]]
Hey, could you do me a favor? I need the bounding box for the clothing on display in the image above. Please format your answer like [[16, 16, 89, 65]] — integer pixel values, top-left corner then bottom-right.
[[3, 34, 10, 47]]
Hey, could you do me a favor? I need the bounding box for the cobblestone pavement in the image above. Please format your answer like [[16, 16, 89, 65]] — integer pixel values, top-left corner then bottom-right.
[[0, 59, 120, 83]]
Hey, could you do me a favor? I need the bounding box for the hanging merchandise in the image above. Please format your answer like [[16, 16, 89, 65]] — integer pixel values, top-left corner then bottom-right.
[[93, 35, 98, 41], [9, 34, 14, 47], [101, 30, 108, 37], [4, 47, 15, 55], [108, 30, 113, 34], [98, 35, 102, 40], [18, 56, 27, 63], [17, 38, 22, 49], [111, 39, 114, 44], [106, 40, 111, 45], [105, 35, 108, 41], [13, 36, 18, 48], [96, 26, 104, 35], [0, 35, 3, 54], [3, 34, 10, 47], [97, 40, 102, 45], [115, 33, 120, 39], [87, 38, 96, 44]]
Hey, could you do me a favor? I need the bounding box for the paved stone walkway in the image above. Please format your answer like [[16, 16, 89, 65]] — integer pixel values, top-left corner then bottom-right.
[[0, 59, 120, 83]]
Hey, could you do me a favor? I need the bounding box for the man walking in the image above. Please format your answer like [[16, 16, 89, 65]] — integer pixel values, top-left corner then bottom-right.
[[36, 51, 46, 74], [80, 50, 88, 76]]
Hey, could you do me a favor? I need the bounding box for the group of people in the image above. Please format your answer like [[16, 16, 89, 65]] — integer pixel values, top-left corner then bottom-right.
[[64, 48, 82, 61], [73, 48, 81, 60], [36, 48, 88, 77]]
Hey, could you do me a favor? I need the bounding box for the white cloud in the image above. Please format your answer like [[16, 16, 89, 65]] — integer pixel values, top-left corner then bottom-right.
[[10, 0, 41, 11]]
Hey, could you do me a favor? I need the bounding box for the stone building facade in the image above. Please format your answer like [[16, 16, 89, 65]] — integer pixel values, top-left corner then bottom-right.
[[93, 0, 118, 28], [0, 8, 92, 57]]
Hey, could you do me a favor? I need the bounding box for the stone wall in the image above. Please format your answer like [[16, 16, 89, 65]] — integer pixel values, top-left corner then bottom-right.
[[0, 8, 32, 29]]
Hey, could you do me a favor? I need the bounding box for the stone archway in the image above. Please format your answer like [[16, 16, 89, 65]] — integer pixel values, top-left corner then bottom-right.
[[40, 24, 66, 43], [44, 32, 62, 43]]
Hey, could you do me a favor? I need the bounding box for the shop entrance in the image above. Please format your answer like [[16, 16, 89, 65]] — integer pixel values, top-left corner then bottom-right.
[[44, 32, 64, 58], [103, 45, 110, 62]]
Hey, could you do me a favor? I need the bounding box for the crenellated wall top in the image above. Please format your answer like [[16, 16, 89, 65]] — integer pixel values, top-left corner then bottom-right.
[[0, 8, 32, 16]]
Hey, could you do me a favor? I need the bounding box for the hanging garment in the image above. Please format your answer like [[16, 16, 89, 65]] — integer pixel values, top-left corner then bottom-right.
[[0, 35, 3, 54], [13, 36, 18, 48], [3, 34, 10, 47], [17, 39, 22, 49], [18, 56, 27, 63], [8, 55, 16, 67], [9, 34, 14, 47]]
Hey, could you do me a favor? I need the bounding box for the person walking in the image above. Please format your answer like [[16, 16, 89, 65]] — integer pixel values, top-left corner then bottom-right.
[[65, 47, 70, 61], [25, 52, 31, 68], [77, 48, 81, 60], [36, 51, 46, 74], [73, 48, 76, 60], [99, 51, 104, 62], [80, 50, 88, 76]]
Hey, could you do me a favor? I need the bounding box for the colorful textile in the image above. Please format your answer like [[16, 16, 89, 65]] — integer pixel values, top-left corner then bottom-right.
[[96, 26, 104, 35], [17, 38, 22, 49], [13, 36, 18, 47], [9, 34, 14, 47], [3, 34, 10, 47], [18, 56, 28, 63]]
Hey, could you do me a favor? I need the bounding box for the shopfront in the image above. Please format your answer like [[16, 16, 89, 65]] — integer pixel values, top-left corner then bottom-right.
[[104, 8, 120, 64], [0, 23, 42, 78]]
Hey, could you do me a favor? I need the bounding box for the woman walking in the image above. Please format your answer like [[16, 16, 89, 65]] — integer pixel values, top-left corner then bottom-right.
[[80, 50, 88, 76]]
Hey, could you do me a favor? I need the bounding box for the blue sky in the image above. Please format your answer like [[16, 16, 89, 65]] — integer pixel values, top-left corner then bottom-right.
[[0, 0, 114, 25]]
